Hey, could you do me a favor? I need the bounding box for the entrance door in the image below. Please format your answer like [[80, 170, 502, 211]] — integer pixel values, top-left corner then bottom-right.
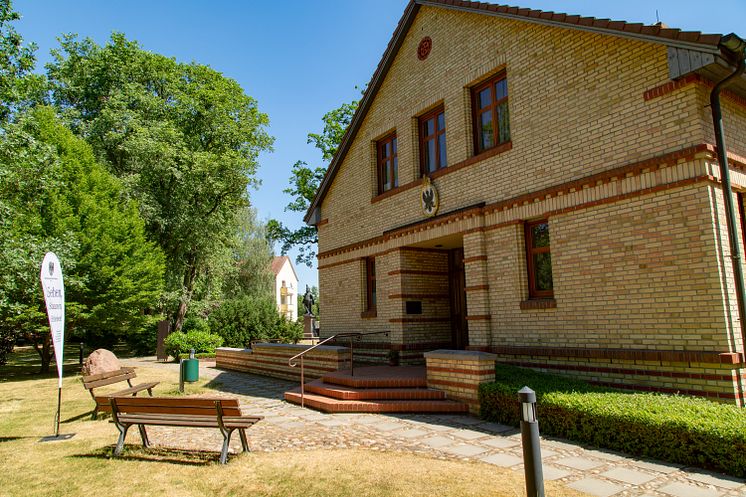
[[448, 248, 469, 349]]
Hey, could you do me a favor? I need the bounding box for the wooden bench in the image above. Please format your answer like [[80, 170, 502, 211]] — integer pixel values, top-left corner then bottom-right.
[[82, 367, 159, 419], [109, 396, 263, 464]]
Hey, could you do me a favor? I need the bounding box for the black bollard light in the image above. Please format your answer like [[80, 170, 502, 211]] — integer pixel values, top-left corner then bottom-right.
[[79, 342, 84, 365], [518, 386, 545, 497]]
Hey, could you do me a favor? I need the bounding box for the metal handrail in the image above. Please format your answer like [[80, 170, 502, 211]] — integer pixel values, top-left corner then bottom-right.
[[288, 331, 389, 408]]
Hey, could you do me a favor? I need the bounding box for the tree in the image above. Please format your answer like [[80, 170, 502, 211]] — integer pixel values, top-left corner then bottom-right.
[[47, 33, 273, 331], [0, 107, 165, 371], [224, 206, 275, 300], [0, 0, 46, 125], [268, 97, 359, 266]]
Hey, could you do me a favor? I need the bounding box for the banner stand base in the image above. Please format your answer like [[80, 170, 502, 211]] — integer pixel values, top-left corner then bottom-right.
[[39, 433, 75, 443]]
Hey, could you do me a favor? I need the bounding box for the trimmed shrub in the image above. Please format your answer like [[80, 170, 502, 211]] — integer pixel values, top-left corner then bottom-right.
[[176, 352, 216, 360], [164, 330, 223, 359], [480, 364, 746, 477], [208, 296, 300, 348], [276, 315, 303, 344]]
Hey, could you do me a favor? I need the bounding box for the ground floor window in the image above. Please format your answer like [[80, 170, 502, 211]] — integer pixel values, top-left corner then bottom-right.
[[365, 257, 377, 313], [525, 219, 553, 299]]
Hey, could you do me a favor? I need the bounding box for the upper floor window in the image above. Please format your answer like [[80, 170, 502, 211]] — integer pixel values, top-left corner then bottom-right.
[[525, 220, 553, 299], [377, 133, 398, 193], [472, 72, 510, 154], [419, 106, 446, 175]]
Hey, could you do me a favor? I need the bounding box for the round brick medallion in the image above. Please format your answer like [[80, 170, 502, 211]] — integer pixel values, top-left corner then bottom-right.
[[417, 36, 432, 60]]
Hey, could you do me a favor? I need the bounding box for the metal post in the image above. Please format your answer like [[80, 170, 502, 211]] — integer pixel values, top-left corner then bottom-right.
[[300, 355, 305, 408], [518, 386, 544, 497], [78, 342, 84, 366], [179, 359, 185, 394]]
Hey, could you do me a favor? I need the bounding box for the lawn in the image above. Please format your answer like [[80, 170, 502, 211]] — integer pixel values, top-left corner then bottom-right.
[[0, 348, 586, 497]]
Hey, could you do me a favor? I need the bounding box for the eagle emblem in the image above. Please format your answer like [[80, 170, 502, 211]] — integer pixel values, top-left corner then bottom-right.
[[420, 176, 439, 217]]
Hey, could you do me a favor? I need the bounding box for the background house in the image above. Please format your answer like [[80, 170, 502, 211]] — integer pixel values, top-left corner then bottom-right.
[[271, 256, 298, 322]]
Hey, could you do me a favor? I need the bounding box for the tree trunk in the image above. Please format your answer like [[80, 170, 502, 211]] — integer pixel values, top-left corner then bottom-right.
[[173, 253, 198, 332], [29, 332, 53, 374]]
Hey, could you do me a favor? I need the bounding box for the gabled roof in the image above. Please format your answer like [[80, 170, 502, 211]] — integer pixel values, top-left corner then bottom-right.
[[271, 255, 298, 281], [304, 0, 731, 224]]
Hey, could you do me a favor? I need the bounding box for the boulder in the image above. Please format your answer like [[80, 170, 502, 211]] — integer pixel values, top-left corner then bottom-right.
[[82, 349, 121, 376]]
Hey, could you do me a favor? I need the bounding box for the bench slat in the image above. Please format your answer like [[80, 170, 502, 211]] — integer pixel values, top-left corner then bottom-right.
[[116, 413, 262, 429], [83, 370, 137, 389], [112, 397, 242, 417]]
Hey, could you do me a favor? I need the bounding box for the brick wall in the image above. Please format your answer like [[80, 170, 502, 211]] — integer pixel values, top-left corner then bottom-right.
[[317, 6, 734, 255], [314, 4, 746, 402], [215, 343, 350, 382]]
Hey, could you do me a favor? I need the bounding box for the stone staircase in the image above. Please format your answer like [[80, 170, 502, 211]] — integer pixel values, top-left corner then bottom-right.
[[284, 366, 469, 413]]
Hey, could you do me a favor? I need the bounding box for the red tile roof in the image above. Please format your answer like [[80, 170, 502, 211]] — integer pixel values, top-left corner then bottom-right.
[[271, 256, 290, 276], [422, 0, 722, 47]]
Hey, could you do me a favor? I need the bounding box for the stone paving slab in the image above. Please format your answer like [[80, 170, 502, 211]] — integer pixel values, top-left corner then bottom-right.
[[601, 467, 658, 485], [480, 453, 523, 467], [120, 359, 746, 497], [568, 478, 624, 497], [442, 443, 489, 457], [658, 481, 724, 497], [556, 456, 606, 471]]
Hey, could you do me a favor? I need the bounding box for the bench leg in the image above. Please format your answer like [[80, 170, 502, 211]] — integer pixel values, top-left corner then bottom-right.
[[220, 429, 234, 464], [91, 406, 98, 421], [137, 424, 150, 448], [114, 424, 130, 456], [239, 429, 249, 453], [147, 387, 153, 397]]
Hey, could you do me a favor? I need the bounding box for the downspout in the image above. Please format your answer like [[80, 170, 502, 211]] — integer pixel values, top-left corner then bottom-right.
[[709, 33, 746, 402]]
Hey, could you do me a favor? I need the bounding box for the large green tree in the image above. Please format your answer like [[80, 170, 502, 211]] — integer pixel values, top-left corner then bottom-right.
[[268, 98, 358, 266], [0, 107, 165, 370], [47, 33, 274, 330], [0, 0, 46, 124]]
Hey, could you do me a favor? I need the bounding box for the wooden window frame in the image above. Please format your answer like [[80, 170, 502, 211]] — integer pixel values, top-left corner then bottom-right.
[[471, 71, 510, 155], [364, 257, 377, 314], [524, 219, 553, 299], [419, 106, 446, 176], [377, 133, 398, 194]]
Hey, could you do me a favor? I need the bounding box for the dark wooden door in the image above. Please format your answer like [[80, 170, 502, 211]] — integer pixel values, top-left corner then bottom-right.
[[449, 248, 469, 350]]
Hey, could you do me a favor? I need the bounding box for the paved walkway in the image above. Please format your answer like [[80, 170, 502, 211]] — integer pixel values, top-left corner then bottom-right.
[[122, 358, 745, 497]]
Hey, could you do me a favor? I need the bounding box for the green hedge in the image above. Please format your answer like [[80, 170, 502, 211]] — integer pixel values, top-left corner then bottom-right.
[[479, 364, 746, 477], [164, 330, 223, 359], [176, 352, 216, 360]]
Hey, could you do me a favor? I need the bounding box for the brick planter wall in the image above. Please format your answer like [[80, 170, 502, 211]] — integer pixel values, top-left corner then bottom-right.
[[424, 349, 497, 414], [216, 343, 350, 382]]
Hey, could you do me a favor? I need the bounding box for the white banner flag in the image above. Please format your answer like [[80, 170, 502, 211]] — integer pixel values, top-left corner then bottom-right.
[[40, 252, 65, 388]]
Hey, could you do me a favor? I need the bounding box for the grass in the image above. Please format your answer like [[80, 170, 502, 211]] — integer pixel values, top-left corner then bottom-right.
[[0, 349, 585, 497]]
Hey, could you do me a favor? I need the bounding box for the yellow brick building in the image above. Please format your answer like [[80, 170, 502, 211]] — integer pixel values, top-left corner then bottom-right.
[[305, 1, 746, 403]]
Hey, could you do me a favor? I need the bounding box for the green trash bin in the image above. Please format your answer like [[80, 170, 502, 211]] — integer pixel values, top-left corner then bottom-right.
[[182, 358, 199, 382]]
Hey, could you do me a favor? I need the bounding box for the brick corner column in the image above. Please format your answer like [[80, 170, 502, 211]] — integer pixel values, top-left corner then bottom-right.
[[424, 349, 497, 415]]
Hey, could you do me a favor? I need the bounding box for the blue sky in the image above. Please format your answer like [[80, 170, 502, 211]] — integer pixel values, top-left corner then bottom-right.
[[16, 0, 746, 289]]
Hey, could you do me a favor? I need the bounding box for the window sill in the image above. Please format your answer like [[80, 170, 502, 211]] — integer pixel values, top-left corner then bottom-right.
[[520, 298, 556, 310], [361, 310, 377, 319]]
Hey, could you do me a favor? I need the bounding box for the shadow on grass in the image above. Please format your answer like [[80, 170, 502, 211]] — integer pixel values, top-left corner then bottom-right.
[[72, 445, 227, 466], [0, 436, 37, 443], [62, 412, 93, 424], [0, 346, 83, 384]]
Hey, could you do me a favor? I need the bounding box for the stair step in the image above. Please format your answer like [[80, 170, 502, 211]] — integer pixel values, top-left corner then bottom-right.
[[284, 389, 468, 414], [303, 380, 446, 400], [322, 366, 427, 389]]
